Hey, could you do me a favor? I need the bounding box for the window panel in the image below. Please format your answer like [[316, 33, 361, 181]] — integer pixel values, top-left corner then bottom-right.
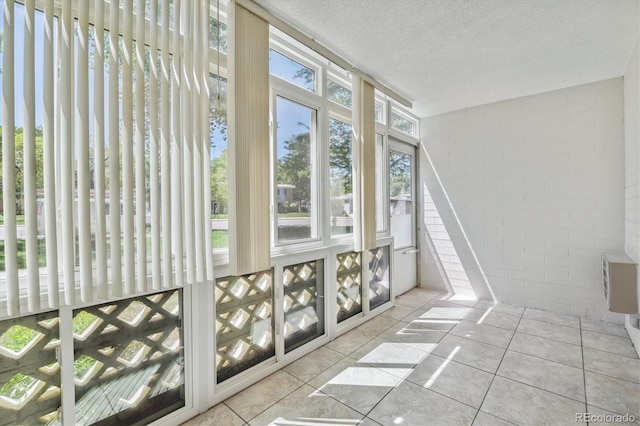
[[210, 74, 228, 249], [209, 17, 228, 53], [269, 49, 315, 92], [375, 133, 385, 233], [391, 110, 416, 137], [327, 79, 352, 109], [275, 96, 316, 243], [283, 260, 324, 353], [0, 311, 60, 425], [215, 271, 274, 383], [369, 246, 390, 309], [336, 251, 362, 322], [72, 290, 184, 426], [329, 118, 353, 237], [389, 150, 413, 249]]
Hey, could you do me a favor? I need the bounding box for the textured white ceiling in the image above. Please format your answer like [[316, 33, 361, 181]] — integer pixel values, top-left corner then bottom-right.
[[254, 0, 639, 117]]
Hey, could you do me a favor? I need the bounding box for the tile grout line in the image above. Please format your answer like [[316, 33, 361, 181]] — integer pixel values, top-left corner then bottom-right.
[[232, 370, 308, 425], [579, 316, 589, 426], [469, 310, 524, 425], [360, 297, 483, 423]]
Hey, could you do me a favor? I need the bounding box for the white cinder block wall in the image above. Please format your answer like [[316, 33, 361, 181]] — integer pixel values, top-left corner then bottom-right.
[[624, 34, 640, 352], [420, 78, 626, 322]]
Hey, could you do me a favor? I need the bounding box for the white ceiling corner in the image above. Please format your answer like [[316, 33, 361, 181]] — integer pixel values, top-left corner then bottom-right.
[[253, 0, 640, 118]]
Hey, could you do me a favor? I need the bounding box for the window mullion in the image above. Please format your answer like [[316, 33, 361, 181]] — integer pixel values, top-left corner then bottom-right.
[[59, 306, 76, 425]]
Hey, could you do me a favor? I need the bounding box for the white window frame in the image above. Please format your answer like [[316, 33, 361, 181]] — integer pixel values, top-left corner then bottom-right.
[[389, 103, 420, 141], [270, 81, 324, 251]]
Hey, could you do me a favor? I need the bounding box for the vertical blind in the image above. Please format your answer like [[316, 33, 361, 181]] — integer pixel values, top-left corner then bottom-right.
[[0, 0, 212, 318]]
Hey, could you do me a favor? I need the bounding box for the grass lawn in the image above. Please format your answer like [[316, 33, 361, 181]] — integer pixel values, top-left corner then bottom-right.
[[277, 212, 311, 218], [0, 215, 25, 225], [0, 229, 230, 272], [212, 230, 228, 248]]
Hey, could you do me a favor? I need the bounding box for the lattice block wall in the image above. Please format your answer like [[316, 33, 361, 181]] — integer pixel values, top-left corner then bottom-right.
[[215, 270, 274, 383], [71, 290, 184, 425], [369, 246, 391, 310], [283, 260, 324, 353], [336, 251, 362, 322], [0, 311, 60, 425]]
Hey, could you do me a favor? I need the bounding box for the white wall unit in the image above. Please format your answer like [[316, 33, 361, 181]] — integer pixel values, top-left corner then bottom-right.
[[602, 253, 638, 314]]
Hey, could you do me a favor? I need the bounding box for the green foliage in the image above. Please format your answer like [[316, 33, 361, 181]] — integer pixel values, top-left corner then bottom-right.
[[74, 355, 97, 379], [0, 373, 36, 400], [0, 325, 38, 352], [212, 230, 228, 248], [210, 77, 228, 147], [0, 238, 47, 271], [327, 80, 352, 108], [278, 131, 311, 208], [0, 126, 45, 211], [389, 151, 412, 197], [329, 119, 353, 197], [73, 311, 99, 336], [120, 340, 145, 361], [211, 149, 228, 214]]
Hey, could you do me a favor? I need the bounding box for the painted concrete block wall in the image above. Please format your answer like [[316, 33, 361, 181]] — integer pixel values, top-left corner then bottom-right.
[[420, 78, 626, 322], [624, 35, 640, 352]]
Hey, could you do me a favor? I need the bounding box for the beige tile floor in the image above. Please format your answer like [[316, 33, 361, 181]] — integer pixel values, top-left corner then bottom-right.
[[183, 288, 640, 426]]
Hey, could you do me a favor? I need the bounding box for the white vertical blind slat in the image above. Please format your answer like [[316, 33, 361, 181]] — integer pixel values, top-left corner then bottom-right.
[[44, 0, 59, 308], [150, 0, 161, 291], [77, 0, 93, 302], [135, 0, 147, 293], [193, 0, 204, 284], [2, 0, 18, 315], [24, 0, 40, 311], [0, 0, 221, 315], [182, 0, 194, 285], [203, 0, 214, 282], [172, 0, 184, 288], [109, 0, 123, 297], [94, 0, 108, 299], [60, 0, 76, 306], [160, 0, 172, 289], [122, 0, 135, 295]]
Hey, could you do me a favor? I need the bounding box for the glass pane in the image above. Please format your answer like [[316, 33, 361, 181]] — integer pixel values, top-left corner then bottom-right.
[[0, 3, 49, 275], [374, 101, 384, 124], [276, 97, 316, 243], [72, 290, 185, 425], [369, 246, 391, 309], [391, 111, 416, 137], [336, 251, 362, 322], [389, 150, 413, 249], [283, 260, 324, 353], [329, 119, 353, 237], [209, 17, 228, 53], [327, 79, 352, 108], [0, 311, 60, 425], [375, 133, 385, 233], [269, 49, 315, 92], [215, 271, 274, 383], [210, 74, 229, 249]]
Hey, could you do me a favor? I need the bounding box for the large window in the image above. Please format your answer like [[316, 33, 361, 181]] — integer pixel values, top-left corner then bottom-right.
[[269, 33, 356, 248], [274, 96, 317, 243]]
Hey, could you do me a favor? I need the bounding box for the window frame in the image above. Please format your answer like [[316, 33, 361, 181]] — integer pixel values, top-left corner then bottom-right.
[[389, 103, 420, 140], [270, 81, 324, 249]]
